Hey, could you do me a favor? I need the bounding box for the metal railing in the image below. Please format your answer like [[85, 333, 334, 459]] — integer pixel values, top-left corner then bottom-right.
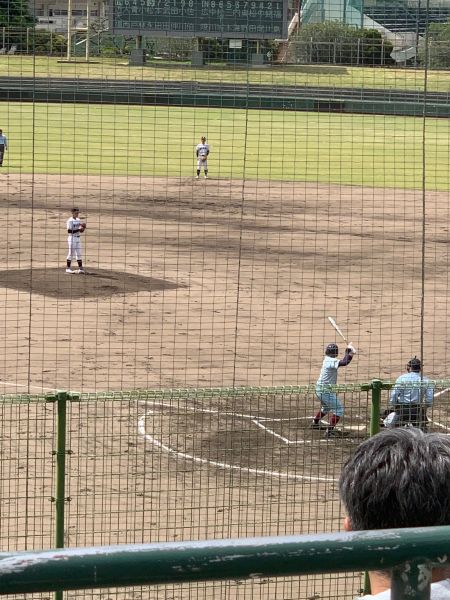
[[0, 526, 449, 599], [0, 381, 448, 599]]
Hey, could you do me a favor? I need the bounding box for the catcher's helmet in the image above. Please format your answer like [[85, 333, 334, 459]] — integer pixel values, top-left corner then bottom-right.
[[407, 356, 421, 372], [325, 343, 339, 357]]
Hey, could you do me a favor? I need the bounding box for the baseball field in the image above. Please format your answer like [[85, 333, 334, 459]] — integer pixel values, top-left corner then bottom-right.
[[2, 59, 450, 599], [3, 101, 450, 188]]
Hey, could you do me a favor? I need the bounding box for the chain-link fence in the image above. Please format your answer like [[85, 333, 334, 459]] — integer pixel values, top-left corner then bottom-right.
[[0, 383, 449, 598]]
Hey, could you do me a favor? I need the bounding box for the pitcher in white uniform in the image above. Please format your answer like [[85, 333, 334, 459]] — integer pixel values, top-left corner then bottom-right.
[[66, 208, 85, 274]]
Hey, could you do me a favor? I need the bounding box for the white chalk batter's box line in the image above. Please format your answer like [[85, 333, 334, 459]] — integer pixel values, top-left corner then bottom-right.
[[137, 400, 356, 483], [139, 399, 343, 445], [138, 400, 450, 483], [140, 399, 449, 436]]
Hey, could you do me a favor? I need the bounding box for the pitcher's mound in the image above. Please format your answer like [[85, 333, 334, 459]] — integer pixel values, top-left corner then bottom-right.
[[0, 268, 185, 299]]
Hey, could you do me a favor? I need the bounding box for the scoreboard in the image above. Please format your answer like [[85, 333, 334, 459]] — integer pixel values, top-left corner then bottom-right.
[[110, 0, 288, 39]]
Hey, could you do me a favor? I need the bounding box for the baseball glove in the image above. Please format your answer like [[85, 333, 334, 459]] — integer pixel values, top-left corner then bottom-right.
[[201, 155, 207, 162], [79, 223, 86, 232]]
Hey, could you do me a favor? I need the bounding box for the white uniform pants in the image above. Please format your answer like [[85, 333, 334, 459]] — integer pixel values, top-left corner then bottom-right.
[[67, 235, 82, 260], [197, 157, 208, 172]]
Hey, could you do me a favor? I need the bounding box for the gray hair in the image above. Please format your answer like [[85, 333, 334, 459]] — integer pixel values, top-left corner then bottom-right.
[[339, 428, 450, 530]]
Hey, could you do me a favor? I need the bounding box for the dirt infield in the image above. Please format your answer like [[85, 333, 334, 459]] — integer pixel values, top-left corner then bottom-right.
[[1, 172, 450, 597], [1, 172, 447, 394]]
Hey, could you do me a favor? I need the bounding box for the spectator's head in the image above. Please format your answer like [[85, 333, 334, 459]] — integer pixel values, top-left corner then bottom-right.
[[339, 428, 450, 531], [407, 356, 421, 373]]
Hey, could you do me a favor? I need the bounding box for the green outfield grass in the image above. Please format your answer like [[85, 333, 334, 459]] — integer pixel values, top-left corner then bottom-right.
[[2, 55, 450, 93], [3, 101, 450, 190]]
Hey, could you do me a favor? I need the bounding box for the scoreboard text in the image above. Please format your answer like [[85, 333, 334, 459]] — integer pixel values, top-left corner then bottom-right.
[[110, 0, 288, 39]]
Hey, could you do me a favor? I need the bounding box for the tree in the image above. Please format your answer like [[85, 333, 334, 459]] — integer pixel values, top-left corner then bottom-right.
[[0, 0, 34, 27], [31, 30, 67, 55], [419, 20, 450, 68], [291, 21, 393, 66], [99, 35, 135, 58]]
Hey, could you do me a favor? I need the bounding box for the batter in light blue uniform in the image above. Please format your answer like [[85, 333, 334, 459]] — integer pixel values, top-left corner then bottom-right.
[[313, 342, 356, 438]]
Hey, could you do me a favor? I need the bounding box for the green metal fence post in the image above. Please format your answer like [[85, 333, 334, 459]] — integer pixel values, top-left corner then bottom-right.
[[55, 390, 68, 548], [370, 378, 383, 437], [54, 390, 69, 600], [363, 378, 384, 596]]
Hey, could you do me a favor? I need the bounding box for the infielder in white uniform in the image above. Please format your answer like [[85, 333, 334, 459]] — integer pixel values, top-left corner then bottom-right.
[[66, 207, 85, 273], [195, 136, 209, 179]]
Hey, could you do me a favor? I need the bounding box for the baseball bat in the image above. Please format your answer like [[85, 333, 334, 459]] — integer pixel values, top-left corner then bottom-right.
[[327, 316, 349, 344]]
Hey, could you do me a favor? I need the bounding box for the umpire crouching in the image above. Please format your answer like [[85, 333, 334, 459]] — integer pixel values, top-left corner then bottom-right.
[[384, 357, 434, 431]]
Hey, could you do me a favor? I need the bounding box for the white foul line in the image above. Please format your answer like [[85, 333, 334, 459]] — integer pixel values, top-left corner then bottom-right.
[[434, 388, 450, 399], [0, 380, 55, 392], [430, 419, 450, 431], [138, 400, 311, 422], [251, 418, 329, 445], [138, 402, 338, 482]]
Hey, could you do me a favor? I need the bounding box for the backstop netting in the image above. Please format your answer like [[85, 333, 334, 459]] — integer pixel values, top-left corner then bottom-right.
[[1, 0, 450, 596]]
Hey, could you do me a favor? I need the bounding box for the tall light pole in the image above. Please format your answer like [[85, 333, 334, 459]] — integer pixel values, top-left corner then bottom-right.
[[66, 0, 73, 59], [85, 0, 90, 60], [415, 0, 421, 67]]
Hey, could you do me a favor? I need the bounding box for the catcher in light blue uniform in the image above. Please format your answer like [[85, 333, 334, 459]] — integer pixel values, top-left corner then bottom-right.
[[312, 342, 356, 438]]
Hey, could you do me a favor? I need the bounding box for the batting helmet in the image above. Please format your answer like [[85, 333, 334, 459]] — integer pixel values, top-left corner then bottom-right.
[[325, 343, 339, 357], [407, 357, 421, 372]]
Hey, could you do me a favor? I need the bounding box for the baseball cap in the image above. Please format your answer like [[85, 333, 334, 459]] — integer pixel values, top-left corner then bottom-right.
[[407, 357, 421, 371]]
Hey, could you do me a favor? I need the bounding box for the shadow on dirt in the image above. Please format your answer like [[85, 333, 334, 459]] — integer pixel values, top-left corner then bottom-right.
[[0, 268, 186, 299]]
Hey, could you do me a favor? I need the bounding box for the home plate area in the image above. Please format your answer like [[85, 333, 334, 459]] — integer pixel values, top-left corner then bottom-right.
[[138, 400, 369, 482]]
